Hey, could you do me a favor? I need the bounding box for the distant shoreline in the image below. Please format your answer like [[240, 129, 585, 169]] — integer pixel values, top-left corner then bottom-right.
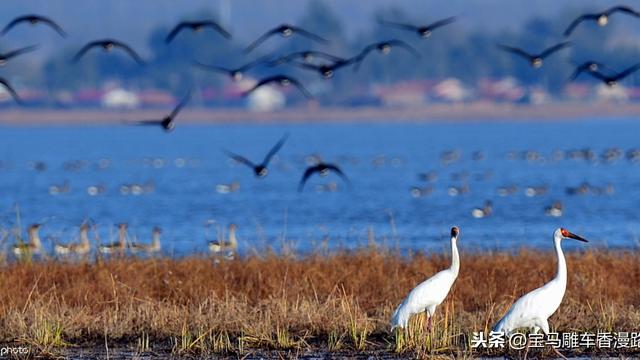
[[0, 102, 639, 124]]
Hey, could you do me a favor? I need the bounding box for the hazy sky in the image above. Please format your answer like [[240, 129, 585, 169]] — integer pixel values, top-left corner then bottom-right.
[[0, 0, 629, 54]]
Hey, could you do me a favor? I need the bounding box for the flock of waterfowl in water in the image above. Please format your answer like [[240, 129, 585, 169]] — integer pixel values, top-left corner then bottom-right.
[[1, 5, 639, 260], [10, 220, 238, 260]]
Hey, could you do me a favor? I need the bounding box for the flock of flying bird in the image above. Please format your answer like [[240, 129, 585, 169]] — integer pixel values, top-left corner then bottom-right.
[[2, 5, 640, 106], [497, 5, 640, 86], [0, 6, 636, 353], [0, 5, 636, 192]]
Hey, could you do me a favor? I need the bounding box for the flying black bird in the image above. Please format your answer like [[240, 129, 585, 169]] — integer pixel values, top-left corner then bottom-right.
[[165, 20, 231, 43], [353, 40, 420, 71], [378, 16, 456, 38], [131, 90, 192, 132], [564, 6, 640, 37], [580, 63, 640, 87], [568, 61, 613, 81], [193, 54, 273, 81], [243, 75, 312, 99], [245, 24, 328, 53], [270, 50, 347, 66], [497, 42, 571, 68], [288, 58, 357, 79], [224, 134, 289, 177], [0, 45, 38, 66], [0, 77, 22, 104], [298, 162, 350, 192], [72, 39, 145, 65], [1, 14, 66, 37]]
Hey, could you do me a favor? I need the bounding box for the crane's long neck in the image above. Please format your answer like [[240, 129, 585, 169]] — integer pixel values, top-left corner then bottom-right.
[[449, 237, 459, 276], [552, 236, 567, 288]]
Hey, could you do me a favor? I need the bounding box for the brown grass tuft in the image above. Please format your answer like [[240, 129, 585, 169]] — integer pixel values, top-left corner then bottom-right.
[[0, 248, 639, 356]]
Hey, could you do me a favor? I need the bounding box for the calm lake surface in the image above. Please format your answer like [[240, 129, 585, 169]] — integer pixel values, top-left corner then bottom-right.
[[1, 118, 639, 256]]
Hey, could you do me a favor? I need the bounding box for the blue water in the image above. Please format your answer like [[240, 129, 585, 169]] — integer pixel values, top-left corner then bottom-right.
[[1, 118, 639, 256]]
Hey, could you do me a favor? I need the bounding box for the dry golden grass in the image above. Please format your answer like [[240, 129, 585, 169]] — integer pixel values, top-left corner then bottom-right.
[[1, 248, 639, 357]]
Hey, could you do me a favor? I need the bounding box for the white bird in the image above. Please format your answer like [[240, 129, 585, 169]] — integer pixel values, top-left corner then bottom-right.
[[545, 201, 563, 217], [391, 226, 460, 331], [471, 200, 493, 218], [493, 228, 588, 356]]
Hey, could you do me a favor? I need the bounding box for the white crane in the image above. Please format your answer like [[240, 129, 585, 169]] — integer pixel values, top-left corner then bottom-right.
[[391, 226, 460, 331], [493, 228, 588, 357]]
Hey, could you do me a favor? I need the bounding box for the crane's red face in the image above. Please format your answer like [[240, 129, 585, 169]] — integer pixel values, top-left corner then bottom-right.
[[451, 226, 460, 238], [560, 228, 588, 242]]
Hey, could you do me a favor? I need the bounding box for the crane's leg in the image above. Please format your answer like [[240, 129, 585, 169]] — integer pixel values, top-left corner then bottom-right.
[[522, 336, 530, 360], [551, 347, 567, 360], [426, 305, 436, 333], [524, 326, 542, 360], [539, 320, 567, 360]]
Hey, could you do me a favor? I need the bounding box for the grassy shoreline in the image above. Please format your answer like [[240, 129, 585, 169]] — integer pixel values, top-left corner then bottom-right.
[[1, 249, 639, 358]]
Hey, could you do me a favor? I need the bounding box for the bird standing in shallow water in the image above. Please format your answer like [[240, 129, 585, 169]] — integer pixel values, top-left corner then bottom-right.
[[208, 223, 238, 259], [224, 134, 289, 178], [13, 224, 43, 256], [99, 223, 128, 255], [471, 200, 493, 218], [55, 223, 91, 256], [130, 227, 162, 254], [391, 227, 460, 331], [545, 201, 563, 217], [493, 228, 588, 358]]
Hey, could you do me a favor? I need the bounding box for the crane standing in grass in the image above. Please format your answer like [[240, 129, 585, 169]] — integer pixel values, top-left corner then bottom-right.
[[391, 226, 460, 331], [493, 228, 588, 358]]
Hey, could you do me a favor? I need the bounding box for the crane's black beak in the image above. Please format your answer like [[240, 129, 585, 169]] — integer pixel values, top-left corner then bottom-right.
[[567, 231, 588, 242]]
